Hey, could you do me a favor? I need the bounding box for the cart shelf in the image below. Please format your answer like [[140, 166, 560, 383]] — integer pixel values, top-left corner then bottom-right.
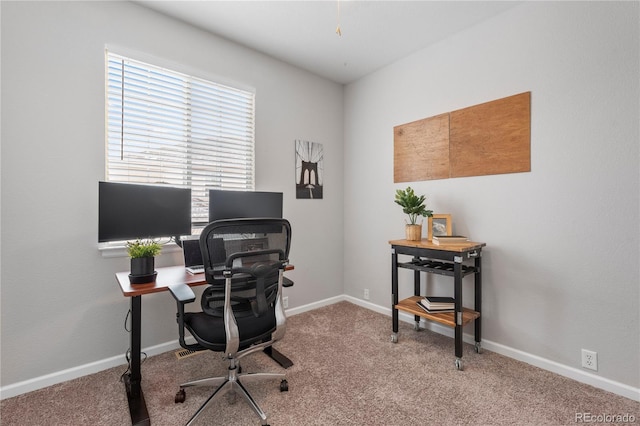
[[398, 259, 478, 277], [396, 296, 480, 328]]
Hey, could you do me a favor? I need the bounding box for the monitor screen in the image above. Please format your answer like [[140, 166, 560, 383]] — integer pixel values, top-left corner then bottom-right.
[[208, 190, 283, 222], [99, 181, 192, 242]]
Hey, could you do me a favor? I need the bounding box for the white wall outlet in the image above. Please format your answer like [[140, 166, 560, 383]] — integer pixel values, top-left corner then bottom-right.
[[364, 288, 370, 300], [282, 296, 289, 309], [581, 349, 598, 371]]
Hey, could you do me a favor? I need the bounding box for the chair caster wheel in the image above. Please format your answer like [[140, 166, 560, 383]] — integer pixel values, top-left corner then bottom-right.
[[280, 379, 289, 392], [175, 389, 186, 403]]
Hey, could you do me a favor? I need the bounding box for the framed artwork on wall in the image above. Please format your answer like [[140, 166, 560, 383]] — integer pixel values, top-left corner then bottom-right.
[[295, 140, 324, 199], [428, 214, 452, 241]]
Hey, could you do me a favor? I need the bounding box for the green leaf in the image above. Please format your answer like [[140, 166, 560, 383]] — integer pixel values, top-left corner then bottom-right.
[[126, 239, 162, 258]]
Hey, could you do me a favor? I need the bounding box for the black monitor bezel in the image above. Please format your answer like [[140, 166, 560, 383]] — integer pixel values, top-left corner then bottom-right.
[[98, 181, 192, 242], [208, 189, 283, 222]]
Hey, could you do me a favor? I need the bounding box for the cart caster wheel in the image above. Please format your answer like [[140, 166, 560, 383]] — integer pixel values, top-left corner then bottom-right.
[[475, 343, 483, 354], [280, 379, 288, 392], [391, 334, 398, 343], [455, 358, 464, 371], [175, 389, 186, 403], [413, 322, 420, 331]]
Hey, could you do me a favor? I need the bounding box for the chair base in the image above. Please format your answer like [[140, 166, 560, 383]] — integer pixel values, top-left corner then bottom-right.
[[176, 362, 287, 426]]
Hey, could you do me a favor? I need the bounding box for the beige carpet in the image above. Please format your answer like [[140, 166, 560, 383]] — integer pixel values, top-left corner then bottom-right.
[[2, 301, 638, 425]]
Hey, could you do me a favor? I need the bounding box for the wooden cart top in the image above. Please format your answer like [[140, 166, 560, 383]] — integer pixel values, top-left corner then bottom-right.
[[389, 239, 486, 252]]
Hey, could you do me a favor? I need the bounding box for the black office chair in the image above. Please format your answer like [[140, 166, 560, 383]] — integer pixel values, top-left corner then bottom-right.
[[169, 218, 292, 426]]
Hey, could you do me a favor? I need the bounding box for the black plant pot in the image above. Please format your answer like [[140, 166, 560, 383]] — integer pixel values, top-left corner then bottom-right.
[[129, 257, 157, 284]]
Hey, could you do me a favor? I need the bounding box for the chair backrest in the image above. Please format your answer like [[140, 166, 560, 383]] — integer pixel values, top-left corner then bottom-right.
[[199, 218, 292, 318]]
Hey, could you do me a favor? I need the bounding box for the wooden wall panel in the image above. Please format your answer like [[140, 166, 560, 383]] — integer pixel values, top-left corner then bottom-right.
[[449, 92, 531, 178], [394, 113, 450, 182]]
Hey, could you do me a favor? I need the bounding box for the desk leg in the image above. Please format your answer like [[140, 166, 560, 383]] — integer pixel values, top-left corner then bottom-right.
[[391, 248, 399, 342], [124, 295, 150, 426], [263, 346, 293, 368]]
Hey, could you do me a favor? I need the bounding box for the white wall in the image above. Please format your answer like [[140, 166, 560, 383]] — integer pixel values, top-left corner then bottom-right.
[[1, 1, 343, 389], [344, 1, 639, 391]]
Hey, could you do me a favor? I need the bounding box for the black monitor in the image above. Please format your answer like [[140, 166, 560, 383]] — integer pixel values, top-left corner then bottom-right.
[[99, 181, 192, 242], [208, 190, 283, 222]]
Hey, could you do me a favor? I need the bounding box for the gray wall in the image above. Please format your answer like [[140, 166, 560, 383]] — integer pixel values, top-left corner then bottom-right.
[[1, 1, 344, 388], [343, 1, 639, 390]]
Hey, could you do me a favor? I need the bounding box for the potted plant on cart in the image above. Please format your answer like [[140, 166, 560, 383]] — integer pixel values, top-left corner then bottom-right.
[[127, 239, 162, 284], [394, 186, 433, 241]]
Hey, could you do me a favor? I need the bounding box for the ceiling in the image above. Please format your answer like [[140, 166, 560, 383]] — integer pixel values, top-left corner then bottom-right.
[[135, 1, 520, 84]]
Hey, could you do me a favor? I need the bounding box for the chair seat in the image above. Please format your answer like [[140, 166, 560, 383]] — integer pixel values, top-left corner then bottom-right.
[[184, 308, 277, 351]]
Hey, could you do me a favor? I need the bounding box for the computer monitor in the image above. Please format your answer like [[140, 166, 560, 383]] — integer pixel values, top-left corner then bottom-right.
[[99, 181, 192, 242], [208, 190, 283, 222]]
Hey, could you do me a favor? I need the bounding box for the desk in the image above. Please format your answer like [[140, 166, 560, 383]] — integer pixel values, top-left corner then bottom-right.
[[115, 265, 293, 426], [389, 239, 485, 370]]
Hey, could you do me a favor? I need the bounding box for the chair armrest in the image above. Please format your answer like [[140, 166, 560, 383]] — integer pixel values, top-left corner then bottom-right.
[[168, 283, 203, 352], [168, 283, 196, 304]]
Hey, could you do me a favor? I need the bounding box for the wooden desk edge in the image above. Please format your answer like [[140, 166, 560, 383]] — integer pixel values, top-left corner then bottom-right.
[[116, 264, 294, 297], [389, 238, 486, 252]]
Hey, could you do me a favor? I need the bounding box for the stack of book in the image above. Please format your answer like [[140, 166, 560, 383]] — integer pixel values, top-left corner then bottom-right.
[[432, 235, 469, 245], [417, 296, 455, 313]]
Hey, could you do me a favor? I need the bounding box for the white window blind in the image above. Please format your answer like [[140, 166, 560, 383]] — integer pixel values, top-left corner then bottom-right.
[[106, 52, 255, 226]]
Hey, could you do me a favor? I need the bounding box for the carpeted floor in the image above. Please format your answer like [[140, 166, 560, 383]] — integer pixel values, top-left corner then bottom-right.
[[2, 301, 638, 425]]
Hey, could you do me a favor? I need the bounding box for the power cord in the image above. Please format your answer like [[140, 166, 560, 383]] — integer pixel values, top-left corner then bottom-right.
[[119, 308, 148, 382]]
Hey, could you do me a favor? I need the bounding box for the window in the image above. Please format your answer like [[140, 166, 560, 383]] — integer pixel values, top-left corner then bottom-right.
[[106, 51, 255, 229]]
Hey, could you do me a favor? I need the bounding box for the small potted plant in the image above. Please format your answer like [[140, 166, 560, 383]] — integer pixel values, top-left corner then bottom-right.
[[127, 239, 162, 283], [394, 186, 433, 241]]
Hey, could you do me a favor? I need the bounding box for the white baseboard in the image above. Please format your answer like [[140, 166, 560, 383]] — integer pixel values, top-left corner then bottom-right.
[[284, 294, 346, 317], [0, 339, 184, 400], [2, 295, 639, 402]]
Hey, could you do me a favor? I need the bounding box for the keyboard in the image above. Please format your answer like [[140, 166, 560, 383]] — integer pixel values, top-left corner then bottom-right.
[[186, 265, 205, 274]]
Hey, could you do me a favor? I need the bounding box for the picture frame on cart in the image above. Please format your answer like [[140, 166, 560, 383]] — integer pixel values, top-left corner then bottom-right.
[[428, 214, 452, 241]]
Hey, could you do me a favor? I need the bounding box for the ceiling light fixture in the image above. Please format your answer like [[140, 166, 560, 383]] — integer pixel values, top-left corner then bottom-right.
[[336, 0, 342, 36]]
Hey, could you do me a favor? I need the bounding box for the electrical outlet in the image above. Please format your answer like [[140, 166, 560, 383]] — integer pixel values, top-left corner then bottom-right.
[[282, 296, 289, 309], [364, 288, 370, 300], [581, 349, 598, 371]]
